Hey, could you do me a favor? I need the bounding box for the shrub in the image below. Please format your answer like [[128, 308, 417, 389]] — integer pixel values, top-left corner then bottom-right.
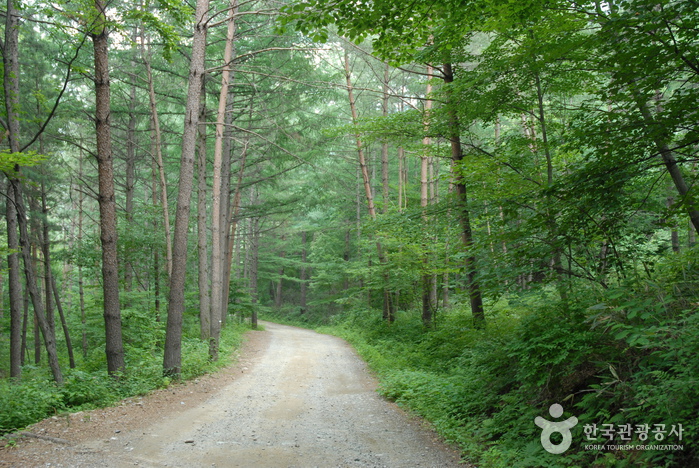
[[0, 379, 63, 434]]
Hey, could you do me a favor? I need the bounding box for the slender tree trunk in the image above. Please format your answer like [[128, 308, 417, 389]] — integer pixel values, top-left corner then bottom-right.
[[39, 173, 76, 369], [219, 22, 237, 328], [52, 273, 75, 368], [344, 51, 377, 219], [443, 62, 485, 328], [21, 287, 28, 365], [343, 50, 393, 321], [143, 37, 173, 279], [150, 142, 161, 320], [197, 78, 211, 341], [209, 0, 237, 360], [222, 140, 249, 316], [635, 97, 699, 232], [381, 63, 390, 215], [4, 0, 23, 380], [6, 182, 22, 379], [124, 65, 137, 293], [14, 179, 63, 383], [91, 0, 125, 375], [250, 215, 260, 330], [275, 234, 285, 308], [300, 231, 308, 313], [77, 153, 88, 356], [421, 65, 434, 327], [163, 0, 210, 377], [343, 229, 350, 291]]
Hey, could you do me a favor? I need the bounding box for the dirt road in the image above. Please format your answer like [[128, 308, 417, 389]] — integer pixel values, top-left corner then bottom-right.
[[1, 322, 462, 467]]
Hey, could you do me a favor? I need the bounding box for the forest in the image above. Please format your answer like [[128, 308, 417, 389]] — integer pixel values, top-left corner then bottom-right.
[[1, 0, 698, 466]]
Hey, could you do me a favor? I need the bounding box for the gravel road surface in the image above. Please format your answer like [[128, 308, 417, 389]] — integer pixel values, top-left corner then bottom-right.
[[1, 322, 463, 467]]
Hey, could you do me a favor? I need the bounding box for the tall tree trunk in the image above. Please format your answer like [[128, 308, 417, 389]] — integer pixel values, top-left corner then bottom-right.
[[209, 0, 237, 361], [150, 140, 161, 320], [52, 273, 75, 368], [219, 21, 237, 329], [222, 140, 249, 318], [343, 50, 393, 322], [40, 172, 76, 369], [4, 0, 23, 380], [5, 0, 61, 382], [14, 179, 63, 383], [634, 96, 699, 232], [143, 35, 173, 279], [124, 63, 138, 293], [300, 231, 308, 313], [91, 0, 125, 375], [6, 181, 22, 379], [21, 286, 28, 365], [163, 0, 210, 377], [77, 153, 88, 357], [443, 62, 485, 328], [197, 78, 211, 341], [275, 234, 285, 308], [250, 214, 260, 330], [381, 63, 390, 215], [421, 65, 434, 327]]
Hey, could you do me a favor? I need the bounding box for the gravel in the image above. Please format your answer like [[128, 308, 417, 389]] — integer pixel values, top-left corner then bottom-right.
[[0, 322, 464, 468]]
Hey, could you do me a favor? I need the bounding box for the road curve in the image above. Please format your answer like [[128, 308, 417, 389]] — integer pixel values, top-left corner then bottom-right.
[[3, 322, 463, 467]]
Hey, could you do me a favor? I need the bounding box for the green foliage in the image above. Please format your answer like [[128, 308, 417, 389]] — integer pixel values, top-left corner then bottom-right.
[[301, 267, 699, 467], [0, 378, 62, 434], [0, 322, 250, 436], [0, 150, 47, 173]]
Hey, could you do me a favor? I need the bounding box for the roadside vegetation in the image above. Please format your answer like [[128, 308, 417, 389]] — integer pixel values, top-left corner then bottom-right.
[[265, 248, 699, 467], [0, 321, 248, 436]]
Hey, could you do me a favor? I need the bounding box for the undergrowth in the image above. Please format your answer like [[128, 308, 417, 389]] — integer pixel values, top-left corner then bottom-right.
[[0, 322, 248, 436], [264, 252, 699, 467]]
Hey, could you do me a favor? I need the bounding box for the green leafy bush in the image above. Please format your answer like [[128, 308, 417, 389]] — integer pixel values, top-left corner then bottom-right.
[[60, 370, 114, 408], [0, 379, 63, 434], [311, 279, 699, 467]]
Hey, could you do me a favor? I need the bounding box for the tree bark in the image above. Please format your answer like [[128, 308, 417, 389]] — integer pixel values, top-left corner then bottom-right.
[[381, 63, 390, 214], [4, 0, 23, 380], [300, 231, 308, 313], [222, 139, 249, 319], [343, 50, 394, 322], [150, 139, 161, 320], [163, 0, 210, 377], [6, 181, 22, 379], [209, 0, 237, 361], [40, 173, 76, 369], [77, 153, 88, 357], [275, 234, 285, 309], [443, 62, 485, 328], [421, 65, 434, 327], [14, 179, 63, 383], [635, 97, 699, 232], [197, 77, 211, 341], [124, 62, 137, 293], [91, 0, 125, 375], [143, 34, 173, 279]]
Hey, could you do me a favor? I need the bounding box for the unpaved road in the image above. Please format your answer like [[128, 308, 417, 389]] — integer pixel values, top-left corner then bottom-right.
[[1, 322, 463, 467]]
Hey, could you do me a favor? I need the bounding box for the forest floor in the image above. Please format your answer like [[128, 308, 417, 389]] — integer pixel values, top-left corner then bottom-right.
[[0, 322, 463, 467]]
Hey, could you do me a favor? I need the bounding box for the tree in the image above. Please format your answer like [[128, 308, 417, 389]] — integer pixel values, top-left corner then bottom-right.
[[209, 0, 238, 361], [90, 0, 125, 376], [163, 0, 210, 377], [4, 0, 23, 380]]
